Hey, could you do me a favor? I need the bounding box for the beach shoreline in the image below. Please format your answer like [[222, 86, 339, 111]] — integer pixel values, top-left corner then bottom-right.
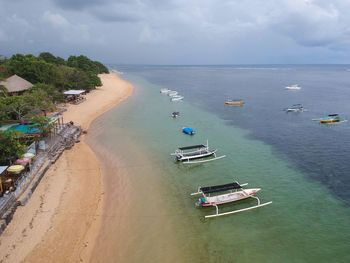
[[0, 73, 133, 262]]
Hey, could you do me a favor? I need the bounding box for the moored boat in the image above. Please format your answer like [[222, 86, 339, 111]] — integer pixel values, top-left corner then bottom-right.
[[284, 104, 304, 112], [285, 84, 301, 90], [167, 91, 178, 96], [224, 99, 244, 106], [171, 141, 225, 164], [160, 88, 171, 94], [319, 114, 341, 124], [191, 181, 272, 218], [170, 95, 184, 101], [172, 111, 180, 118]]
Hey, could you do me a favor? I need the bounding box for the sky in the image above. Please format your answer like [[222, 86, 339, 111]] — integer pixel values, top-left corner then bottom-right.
[[1, 0, 350, 64]]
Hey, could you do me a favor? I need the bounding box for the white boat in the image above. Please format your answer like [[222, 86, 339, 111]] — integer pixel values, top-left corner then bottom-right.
[[191, 181, 272, 218], [285, 84, 301, 90], [170, 96, 184, 101], [160, 88, 171, 94], [284, 104, 304, 112], [168, 91, 178, 96], [171, 141, 225, 164]]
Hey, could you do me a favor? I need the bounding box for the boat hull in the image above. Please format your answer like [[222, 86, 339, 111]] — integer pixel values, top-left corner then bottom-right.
[[176, 150, 216, 162], [320, 119, 340, 124], [200, 188, 261, 206], [224, 100, 244, 106]]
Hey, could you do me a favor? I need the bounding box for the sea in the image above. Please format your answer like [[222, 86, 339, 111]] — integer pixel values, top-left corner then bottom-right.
[[87, 65, 350, 263]]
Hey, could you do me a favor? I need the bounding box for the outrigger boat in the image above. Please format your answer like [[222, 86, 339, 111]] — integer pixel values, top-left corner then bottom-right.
[[313, 114, 346, 124], [171, 141, 225, 164], [170, 95, 184, 102], [172, 111, 180, 118], [191, 181, 272, 218], [168, 91, 178, 97], [285, 84, 301, 90], [224, 99, 244, 106], [284, 104, 304, 112], [160, 88, 171, 94]]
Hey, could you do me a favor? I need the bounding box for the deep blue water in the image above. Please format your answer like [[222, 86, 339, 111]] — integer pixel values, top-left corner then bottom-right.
[[113, 65, 350, 204]]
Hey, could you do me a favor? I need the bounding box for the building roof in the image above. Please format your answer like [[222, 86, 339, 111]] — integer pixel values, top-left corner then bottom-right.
[[63, 90, 85, 95], [0, 74, 33, 93]]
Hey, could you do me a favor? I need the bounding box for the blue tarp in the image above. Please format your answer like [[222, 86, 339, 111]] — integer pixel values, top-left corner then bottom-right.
[[182, 127, 195, 135]]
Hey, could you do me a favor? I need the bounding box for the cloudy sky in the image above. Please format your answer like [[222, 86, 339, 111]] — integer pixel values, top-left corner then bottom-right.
[[1, 0, 350, 64]]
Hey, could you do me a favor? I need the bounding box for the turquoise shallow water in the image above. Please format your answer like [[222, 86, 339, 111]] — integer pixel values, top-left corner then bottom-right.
[[88, 73, 350, 262]]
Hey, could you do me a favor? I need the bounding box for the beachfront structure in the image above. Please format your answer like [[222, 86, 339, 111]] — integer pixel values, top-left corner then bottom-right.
[[0, 75, 33, 95], [63, 90, 86, 104]]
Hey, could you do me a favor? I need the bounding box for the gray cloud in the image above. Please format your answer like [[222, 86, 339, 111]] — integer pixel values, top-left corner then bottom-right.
[[53, 0, 107, 10], [1, 0, 350, 63]]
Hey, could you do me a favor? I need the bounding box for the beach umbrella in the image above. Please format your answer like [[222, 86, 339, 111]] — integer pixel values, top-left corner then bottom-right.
[[7, 165, 25, 174], [23, 152, 35, 159], [15, 157, 31, 166]]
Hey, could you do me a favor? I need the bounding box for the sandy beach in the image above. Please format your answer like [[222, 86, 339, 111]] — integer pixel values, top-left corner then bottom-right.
[[0, 73, 133, 262]]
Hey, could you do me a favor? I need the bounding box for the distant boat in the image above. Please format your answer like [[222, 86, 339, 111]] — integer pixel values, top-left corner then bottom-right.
[[167, 91, 178, 96], [285, 84, 301, 90], [182, 127, 195, 135], [172, 112, 180, 118], [284, 104, 304, 112], [168, 91, 179, 97], [170, 140, 226, 164], [171, 95, 184, 102], [160, 88, 171, 94], [224, 99, 244, 106], [316, 114, 342, 124]]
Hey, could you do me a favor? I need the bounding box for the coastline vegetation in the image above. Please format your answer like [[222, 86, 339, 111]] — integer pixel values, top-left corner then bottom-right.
[[0, 52, 109, 165]]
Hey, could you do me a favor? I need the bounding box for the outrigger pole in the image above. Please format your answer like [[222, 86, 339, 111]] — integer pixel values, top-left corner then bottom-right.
[[205, 197, 272, 219]]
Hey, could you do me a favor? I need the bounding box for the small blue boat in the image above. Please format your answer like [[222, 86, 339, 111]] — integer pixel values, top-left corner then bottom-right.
[[182, 127, 195, 135]]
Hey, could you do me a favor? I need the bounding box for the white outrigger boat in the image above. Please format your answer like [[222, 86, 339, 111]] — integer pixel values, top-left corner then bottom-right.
[[171, 141, 225, 164], [160, 88, 171, 94], [168, 91, 178, 96], [285, 84, 301, 90], [170, 95, 184, 102], [191, 181, 272, 218], [284, 104, 304, 112]]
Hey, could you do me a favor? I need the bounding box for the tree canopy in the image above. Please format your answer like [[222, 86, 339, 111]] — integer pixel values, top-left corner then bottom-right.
[[0, 52, 109, 162]]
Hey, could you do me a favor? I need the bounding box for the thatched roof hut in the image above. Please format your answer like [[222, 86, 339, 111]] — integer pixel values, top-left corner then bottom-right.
[[0, 75, 33, 94]]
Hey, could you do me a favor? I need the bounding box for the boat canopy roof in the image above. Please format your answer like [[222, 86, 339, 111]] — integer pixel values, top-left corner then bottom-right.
[[178, 144, 206, 150], [200, 182, 241, 194], [328, 114, 339, 117]]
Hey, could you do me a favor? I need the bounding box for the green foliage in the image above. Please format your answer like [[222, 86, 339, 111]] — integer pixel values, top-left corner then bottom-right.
[[0, 96, 32, 120], [0, 130, 26, 165], [93, 60, 109, 74], [6, 54, 61, 84], [39, 52, 65, 65], [0, 85, 7, 98], [0, 52, 109, 120], [29, 83, 65, 104], [67, 55, 108, 87], [30, 116, 53, 137], [67, 55, 99, 74]]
